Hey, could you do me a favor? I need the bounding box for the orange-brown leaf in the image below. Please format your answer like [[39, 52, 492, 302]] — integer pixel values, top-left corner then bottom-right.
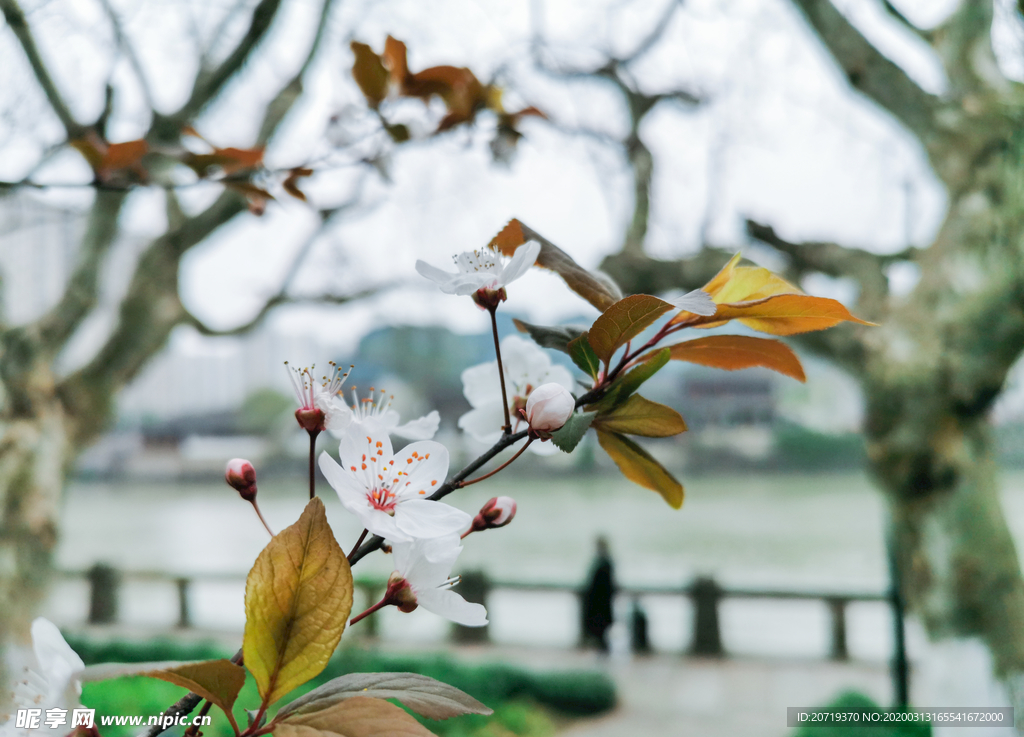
[[659, 335, 806, 382], [283, 167, 313, 202], [351, 41, 389, 108], [488, 219, 620, 312], [383, 36, 410, 86], [588, 295, 673, 362], [101, 139, 148, 172], [702, 294, 874, 335], [69, 138, 105, 171]]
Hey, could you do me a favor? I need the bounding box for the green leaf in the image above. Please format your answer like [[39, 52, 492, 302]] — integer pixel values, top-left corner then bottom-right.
[[587, 295, 673, 363], [512, 318, 585, 353], [588, 348, 669, 412], [147, 661, 246, 731], [596, 430, 684, 508], [592, 395, 686, 437], [568, 334, 600, 379], [273, 696, 436, 737], [276, 672, 492, 721], [550, 411, 596, 453], [244, 496, 353, 707]]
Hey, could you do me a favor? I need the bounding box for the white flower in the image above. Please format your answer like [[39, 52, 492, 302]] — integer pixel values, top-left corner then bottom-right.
[[525, 383, 575, 433], [286, 361, 352, 433], [458, 335, 574, 454], [415, 241, 541, 297], [389, 535, 488, 627], [318, 431, 469, 542], [328, 387, 440, 441], [3, 618, 85, 732]]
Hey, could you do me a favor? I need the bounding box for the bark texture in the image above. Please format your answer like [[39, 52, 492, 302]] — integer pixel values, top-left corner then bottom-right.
[[598, 0, 1024, 700]]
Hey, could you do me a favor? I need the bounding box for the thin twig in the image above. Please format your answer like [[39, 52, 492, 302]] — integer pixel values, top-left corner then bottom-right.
[[348, 529, 368, 561], [459, 438, 534, 488], [488, 305, 512, 432]]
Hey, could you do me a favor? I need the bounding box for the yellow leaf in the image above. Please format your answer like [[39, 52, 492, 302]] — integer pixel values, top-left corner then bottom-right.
[[593, 395, 686, 437], [243, 496, 353, 707], [145, 660, 245, 732], [596, 430, 683, 508], [588, 295, 673, 363], [273, 696, 436, 737], [660, 335, 806, 382], [708, 294, 874, 336]]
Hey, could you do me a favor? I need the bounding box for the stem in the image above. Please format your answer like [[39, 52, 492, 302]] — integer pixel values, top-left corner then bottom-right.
[[183, 701, 215, 737], [250, 500, 275, 537], [459, 438, 534, 487], [308, 429, 320, 499], [488, 305, 512, 433], [350, 597, 390, 626], [348, 528, 368, 561]]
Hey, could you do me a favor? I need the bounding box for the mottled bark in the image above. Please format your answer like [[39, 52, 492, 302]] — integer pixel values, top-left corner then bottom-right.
[[601, 0, 1024, 702]]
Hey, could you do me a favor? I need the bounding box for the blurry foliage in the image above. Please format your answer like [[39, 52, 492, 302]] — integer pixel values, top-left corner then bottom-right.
[[70, 637, 612, 736], [238, 388, 293, 436], [773, 422, 866, 472]]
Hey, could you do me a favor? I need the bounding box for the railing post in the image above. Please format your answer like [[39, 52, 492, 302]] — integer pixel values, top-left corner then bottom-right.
[[87, 563, 120, 625], [452, 570, 489, 644], [827, 597, 849, 661], [176, 577, 192, 629], [360, 582, 383, 638], [690, 576, 723, 657]]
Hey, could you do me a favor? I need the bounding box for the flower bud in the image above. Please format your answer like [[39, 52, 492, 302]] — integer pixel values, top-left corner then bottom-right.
[[525, 383, 575, 434], [225, 458, 258, 501], [469, 496, 517, 534], [294, 407, 326, 434], [386, 571, 418, 613]]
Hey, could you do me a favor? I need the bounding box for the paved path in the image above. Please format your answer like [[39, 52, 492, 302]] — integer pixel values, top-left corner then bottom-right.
[[446, 646, 893, 737]]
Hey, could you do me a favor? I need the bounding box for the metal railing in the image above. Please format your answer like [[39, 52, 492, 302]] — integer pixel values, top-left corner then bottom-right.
[[64, 564, 891, 662]]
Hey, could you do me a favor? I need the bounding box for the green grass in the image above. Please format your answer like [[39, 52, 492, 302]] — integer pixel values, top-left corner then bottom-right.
[[71, 636, 614, 737], [791, 693, 930, 737]]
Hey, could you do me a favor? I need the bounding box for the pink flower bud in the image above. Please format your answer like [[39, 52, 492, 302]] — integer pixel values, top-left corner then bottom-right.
[[525, 383, 575, 434], [469, 496, 517, 534], [225, 458, 257, 501]]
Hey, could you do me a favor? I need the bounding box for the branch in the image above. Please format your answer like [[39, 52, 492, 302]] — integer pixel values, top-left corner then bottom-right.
[[97, 0, 155, 112], [790, 0, 937, 140], [57, 191, 247, 445], [931, 0, 1002, 98], [256, 0, 337, 146], [0, 0, 83, 136], [154, 0, 283, 137], [745, 219, 915, 319], [881, 0, 934, 43], [34, 190, 128, 349]]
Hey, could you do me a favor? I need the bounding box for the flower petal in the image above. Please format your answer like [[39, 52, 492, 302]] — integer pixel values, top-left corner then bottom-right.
[[497, 240, 540, 287], [668, 288, 716, 316], [31, 618, 83, 703], [461, 361, 500, 408], [416, 588, 488, 626], [415, 260, 457, 286], [395, 499, 471, 539], [360, 508, 410, 542], [318, 451, 370, 509], [393, 440, 449, 499], [393, 535, 462, 587], [393, 411, 440, 440], [339, 430, 394, 491], [457, 404, 505, 444]]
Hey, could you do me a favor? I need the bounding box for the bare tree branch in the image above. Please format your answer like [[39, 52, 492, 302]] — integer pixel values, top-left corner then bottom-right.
[[745, 219, 917, 319], [153, 0, 283, 139], [790, 0, 938, 140], [34, 190, 128, 350], [931, 0, 1003, 98], [0, 0, 83, 136], [257, 0, 337, 146], [881, 0, 934, 43], [97, 0, 155, 112]]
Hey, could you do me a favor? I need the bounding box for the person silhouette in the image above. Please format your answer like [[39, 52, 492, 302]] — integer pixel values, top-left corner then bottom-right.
[[580, 536, 616, 652]]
